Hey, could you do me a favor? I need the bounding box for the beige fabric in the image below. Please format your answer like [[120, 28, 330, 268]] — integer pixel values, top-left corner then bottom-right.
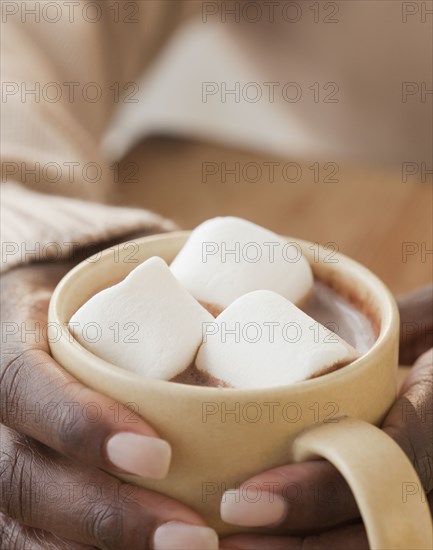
[[1, 1, 197, 271], [0, 183, 177, 273]]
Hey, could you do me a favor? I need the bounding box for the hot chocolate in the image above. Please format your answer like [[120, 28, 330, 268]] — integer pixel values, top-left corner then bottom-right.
[[171, 279, 377, 388], [69, 217, 377, 389]]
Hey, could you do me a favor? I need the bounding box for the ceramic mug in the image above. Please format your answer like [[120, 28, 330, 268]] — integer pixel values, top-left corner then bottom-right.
[[48, 232, 432, 549]]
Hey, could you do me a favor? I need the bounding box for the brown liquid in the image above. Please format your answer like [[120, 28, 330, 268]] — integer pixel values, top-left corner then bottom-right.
[[304, 281, 376, 354], [171, 365, 227, 388], [172, 281, 377, 388]]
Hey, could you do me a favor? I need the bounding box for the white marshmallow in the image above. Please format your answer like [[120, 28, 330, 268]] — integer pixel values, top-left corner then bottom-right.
[[70, 257, 213, 380], [196, 290, 359, 389], [170, 217, 313, 310]]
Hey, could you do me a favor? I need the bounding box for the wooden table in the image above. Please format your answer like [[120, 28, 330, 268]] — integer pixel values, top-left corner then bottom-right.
[[119, 136, 432, 295]]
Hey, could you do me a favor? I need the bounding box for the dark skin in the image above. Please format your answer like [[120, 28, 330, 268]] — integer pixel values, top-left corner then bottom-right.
[[1, 255, 432, 549], [0, 259, 210, 550], [220, 345, 433, 549]]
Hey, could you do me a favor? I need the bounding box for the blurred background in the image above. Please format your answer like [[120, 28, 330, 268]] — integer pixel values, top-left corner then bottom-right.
[[104, 1, 431, 295]]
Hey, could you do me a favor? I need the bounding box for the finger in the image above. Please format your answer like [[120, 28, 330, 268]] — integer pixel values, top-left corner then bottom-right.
[[397, 285, 433, 365], [219, 349, 433, 532], [219, 458, 358, 531], [1, 258, 171, 480], [0, 512, 95, 550], [220, 522, 368, 550], [1, 349, 171, 479], [0, 262, 73, 360], [1, 425, 219, 550], [383, 348, 433, 493]]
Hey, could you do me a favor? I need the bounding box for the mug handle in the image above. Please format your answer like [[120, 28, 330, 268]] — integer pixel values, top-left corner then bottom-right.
[[293, 417, 432, 550]]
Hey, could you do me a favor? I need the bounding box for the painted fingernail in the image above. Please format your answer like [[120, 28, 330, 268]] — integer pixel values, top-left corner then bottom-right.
[[153, 522, 219, 550], [106, 432, 171, 479], [221, 488, 287, 527]]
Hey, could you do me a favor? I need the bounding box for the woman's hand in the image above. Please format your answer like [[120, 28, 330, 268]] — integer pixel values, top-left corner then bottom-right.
[[0, 262, 218, 550], [220, 286, 433, 550]]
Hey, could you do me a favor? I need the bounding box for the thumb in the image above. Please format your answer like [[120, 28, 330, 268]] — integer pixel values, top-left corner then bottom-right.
[[383, 348, 433, 493]]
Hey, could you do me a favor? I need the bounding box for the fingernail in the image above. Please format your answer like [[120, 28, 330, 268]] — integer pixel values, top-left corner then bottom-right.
[[221, 489, 287, 527], [106, 432, 171, 479], [153, 522, 219, 550]]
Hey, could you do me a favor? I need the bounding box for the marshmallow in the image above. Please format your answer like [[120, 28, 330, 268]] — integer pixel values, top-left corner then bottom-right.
[[70, 257, 213, 380], [196, 290, 359, 389], [170, 217, 313, 311]]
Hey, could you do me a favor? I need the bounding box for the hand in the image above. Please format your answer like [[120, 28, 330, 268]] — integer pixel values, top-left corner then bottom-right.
[[398, 285, 433, 365], [1, 261, 218, 550], [220, 286, 433, 550]]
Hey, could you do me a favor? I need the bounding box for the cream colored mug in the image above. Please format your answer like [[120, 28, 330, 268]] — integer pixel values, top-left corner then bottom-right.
[[48, 232, 432, 549]]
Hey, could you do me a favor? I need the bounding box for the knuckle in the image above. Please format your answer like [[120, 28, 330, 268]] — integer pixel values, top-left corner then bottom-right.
[[86, 487, 156, 549], [55, 384, 104, 457], [55, 388, 85, 450], [402, 386, 433, 490], [0, 354, 25, 424], [0, 427, 34, 523], [389, 359, 433, 493], [395, 426, 433, 493], [89, 501, 125, 549], [0, 512, 58, 550], [0, 350, 33, 425], [0, 512, 24, 550]]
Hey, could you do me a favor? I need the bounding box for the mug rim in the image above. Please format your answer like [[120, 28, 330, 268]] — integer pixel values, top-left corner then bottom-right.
[[48, 231, 399, 397]]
